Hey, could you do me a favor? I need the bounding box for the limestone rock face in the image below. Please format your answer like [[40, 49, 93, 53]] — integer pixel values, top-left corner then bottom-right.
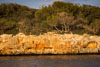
[[0, 32, 100, 55], [87, 41, 97, 48]]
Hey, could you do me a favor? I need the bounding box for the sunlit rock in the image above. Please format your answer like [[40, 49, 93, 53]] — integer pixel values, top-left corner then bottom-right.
[[87, 41, 97, 48], [0, 32, 100, 55]]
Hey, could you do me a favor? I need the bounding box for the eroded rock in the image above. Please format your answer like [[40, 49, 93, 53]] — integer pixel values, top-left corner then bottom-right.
[[0, 32, 100, 55]]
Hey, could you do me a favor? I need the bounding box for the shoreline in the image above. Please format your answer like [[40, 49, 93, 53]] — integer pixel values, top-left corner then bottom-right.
[[0, 53, 100, 56], [0, 32, 100, 55]]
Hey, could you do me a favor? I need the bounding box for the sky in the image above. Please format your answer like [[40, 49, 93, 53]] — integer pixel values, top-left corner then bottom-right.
[[0, 0, 100, 9]]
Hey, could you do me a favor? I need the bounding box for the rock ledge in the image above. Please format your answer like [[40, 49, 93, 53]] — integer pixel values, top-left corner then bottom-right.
[[0, 32, 100, 55]]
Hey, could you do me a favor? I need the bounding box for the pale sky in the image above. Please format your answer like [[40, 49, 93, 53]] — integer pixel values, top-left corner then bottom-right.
[[0, 0, 100, 8]]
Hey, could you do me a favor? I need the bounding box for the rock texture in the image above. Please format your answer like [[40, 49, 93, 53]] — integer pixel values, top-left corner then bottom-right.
[[0, 32, 100, 55]]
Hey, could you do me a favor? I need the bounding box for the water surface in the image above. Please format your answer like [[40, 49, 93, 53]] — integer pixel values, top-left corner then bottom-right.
[[0, 55, 100, 67]]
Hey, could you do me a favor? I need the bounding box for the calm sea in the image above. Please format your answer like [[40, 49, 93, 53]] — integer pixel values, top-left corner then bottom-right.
[[0, 55, 100, 67]]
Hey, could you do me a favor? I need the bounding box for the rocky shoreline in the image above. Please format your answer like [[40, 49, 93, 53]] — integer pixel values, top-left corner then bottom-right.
[[0, 32, 100, 55]]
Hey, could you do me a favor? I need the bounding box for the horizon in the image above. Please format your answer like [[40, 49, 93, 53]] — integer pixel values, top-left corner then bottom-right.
[[0, 0, 100, 9]]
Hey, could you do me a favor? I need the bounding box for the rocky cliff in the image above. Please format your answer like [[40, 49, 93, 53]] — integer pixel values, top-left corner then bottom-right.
[[0, 32, 100, 55]]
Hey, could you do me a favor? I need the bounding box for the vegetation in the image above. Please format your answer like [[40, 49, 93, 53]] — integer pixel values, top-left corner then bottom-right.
[[0, 1, 100, 35]]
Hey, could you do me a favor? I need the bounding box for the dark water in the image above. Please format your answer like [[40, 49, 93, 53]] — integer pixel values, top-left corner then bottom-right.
[[0, 55, 100, 67]]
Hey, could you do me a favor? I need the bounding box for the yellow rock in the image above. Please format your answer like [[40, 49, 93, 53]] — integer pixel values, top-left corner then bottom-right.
[[36, 41, 45, 50], [87, 41, 97, 48], [0, 37, 2, 43], [36, 50, 43, 54], [24, 49, 36, 54], [65, 41, 71, 48], [0, 32, 100, 55], [0, 34, 12, 43]]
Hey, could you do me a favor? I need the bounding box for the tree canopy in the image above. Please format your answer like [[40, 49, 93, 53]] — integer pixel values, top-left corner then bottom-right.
[[0, 1, 100, 35]]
